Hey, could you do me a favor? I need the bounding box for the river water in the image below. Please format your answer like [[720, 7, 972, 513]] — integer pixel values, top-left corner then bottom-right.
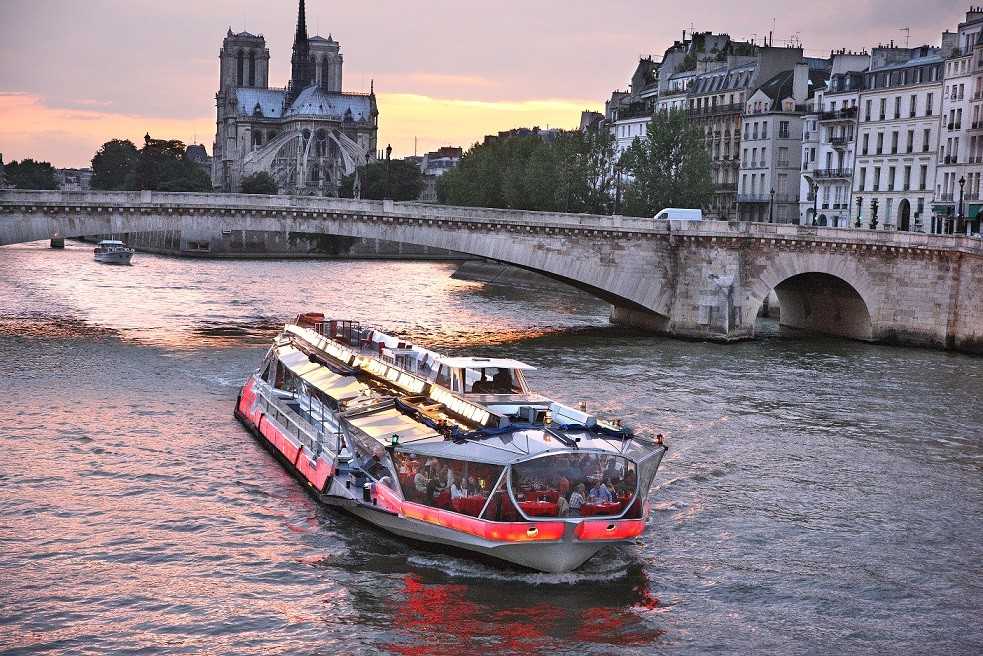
[[0, 241, 981, 655]]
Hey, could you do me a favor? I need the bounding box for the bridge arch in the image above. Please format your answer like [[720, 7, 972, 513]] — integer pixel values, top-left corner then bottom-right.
[[746, 254, 878, 341]]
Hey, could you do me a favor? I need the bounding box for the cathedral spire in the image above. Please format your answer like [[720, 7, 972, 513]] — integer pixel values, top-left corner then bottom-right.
[[287, 0, 312, 105]]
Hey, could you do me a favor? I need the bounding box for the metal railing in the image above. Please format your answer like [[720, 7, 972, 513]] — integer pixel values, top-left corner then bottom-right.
[[819, 107, 857, 121], [814, 168, 854, 179]]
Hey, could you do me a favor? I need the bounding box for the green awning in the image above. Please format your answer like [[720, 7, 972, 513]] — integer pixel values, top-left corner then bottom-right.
[[967, 203, 983, 219], [932, 204, 954, 215]]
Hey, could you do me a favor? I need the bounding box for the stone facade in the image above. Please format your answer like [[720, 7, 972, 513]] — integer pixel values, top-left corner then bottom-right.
[[3, 189, 982, 354]]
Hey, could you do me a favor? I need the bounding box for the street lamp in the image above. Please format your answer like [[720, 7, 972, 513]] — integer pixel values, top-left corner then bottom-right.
[[958, 175, 966, 235], [811, 181, 819, 226], [769, 188, 775, 223], [613, 161, 624, 215], [384, 144, 393, 200], [870, 197, 879, 230], [855, 195, 863, 228]]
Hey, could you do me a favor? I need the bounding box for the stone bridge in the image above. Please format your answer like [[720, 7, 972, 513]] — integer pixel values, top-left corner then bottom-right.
[[2, 190, 982, 353]]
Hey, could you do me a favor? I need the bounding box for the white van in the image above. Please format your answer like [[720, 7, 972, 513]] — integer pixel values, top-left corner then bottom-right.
[[653, 208, 703, 221]]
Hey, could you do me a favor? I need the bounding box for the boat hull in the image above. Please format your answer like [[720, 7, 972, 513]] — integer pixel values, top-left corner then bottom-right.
[[94, 251, 133, 265]]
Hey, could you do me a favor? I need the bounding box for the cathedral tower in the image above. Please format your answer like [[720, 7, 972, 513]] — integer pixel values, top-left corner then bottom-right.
[[287, 0, 314, 105]]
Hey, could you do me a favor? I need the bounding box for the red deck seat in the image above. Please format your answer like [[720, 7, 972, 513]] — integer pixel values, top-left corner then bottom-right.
[[518, 500, 559, 517]]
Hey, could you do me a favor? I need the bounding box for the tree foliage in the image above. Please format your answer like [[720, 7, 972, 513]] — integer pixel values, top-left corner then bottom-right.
[[436, 128, 617, 214], [4, 158, 58, 189], [91, 139, 139, 190], [87, 135, 212, 192], [240, 171, 278, 195], [620, 110, 713, 217], [338, 159, 424, 201], [129, 136, 212, 192]]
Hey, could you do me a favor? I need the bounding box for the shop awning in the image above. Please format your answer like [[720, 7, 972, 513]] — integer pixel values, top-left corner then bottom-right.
[[967, 203, 983, 219]]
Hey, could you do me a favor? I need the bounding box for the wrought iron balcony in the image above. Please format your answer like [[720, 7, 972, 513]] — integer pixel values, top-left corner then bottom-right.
[[829, 136, 850, 147], [818, 107, 857, 122], [813, 168, 854, 179]]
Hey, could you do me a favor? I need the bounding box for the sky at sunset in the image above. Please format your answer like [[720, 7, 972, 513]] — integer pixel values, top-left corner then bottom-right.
[[0, 0, 967, 168]]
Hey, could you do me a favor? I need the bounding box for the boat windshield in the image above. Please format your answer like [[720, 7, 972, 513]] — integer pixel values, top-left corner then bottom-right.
[[508, 453, 640, 519], [393, 451, 503, 518], [435, 365, 527, 394]]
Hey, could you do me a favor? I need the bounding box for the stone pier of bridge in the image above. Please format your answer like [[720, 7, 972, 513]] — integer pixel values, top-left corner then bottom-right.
[[2, 189, 982, 353]]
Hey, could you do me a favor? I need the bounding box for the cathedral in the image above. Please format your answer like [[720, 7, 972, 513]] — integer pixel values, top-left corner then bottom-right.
[[212, 0, 379, 195]]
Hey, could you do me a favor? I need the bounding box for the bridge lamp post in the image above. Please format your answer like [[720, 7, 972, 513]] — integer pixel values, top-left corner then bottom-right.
[[769, 188, 775, 223], [958, 175, 966, 235], [384, 144, 393, 200], [811, 180, 819, 226], [855, 195, 863, 228], [870, 198, 879, 230], [613, 162, 624, 215]]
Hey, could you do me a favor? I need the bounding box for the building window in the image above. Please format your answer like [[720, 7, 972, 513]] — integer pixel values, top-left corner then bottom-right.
[[923, 128, 931, 152], [879, 98, 886, 120], [762, 122, 769, 139], [779, 121, 789, 139], [864, 99, 872, 121], [862, 133, 870, 155], [919, 165, 928, 190], [859, 167, 867, 191], [903, 165, 911, 191], [873, 167, 881, 191], [891, 132, 899, 154], [888, 167, 896, 191], [894, 96, 901, 119], [909, 95, 917, 117], [876, 132, 884, 155], [907, 129, 914, 154], [926, 93, 934, 116]]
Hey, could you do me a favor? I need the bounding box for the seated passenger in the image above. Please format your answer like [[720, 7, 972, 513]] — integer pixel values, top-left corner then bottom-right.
[[470, 373, 494, 394], [467, 476, 479, 494], [414, 468, 429, 496], [557, 495, 570, 517], [589, 479, 614, 503], [451, 478, 468, 499], [491, 369, 513, 393], [569, 484, 586, 515]]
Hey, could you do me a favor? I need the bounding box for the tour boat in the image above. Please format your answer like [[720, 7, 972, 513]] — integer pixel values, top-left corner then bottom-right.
[[93, 240, 134, 265], [234, 314, 668, 573]]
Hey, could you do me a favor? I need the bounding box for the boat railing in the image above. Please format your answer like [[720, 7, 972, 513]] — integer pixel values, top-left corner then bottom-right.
[[253, 383, 338, 461]]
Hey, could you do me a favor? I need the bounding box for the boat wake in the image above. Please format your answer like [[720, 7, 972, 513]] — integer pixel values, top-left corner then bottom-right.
[[406, 552, 634, 585]]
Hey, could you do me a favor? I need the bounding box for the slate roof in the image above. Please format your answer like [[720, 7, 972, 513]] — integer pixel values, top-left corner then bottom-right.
[[236, 85, 373, 121]]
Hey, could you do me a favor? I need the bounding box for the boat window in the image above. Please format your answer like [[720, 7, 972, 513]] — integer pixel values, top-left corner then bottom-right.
[[434, 365, 452, 388], [393, 452, 501, 518], [509, 453, 639, 519], [479, 471, 521, 522], [464, 367, 524, 394]]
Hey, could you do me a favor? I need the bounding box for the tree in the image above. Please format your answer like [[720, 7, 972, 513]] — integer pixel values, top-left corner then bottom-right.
[[240, 171, 278, 195], [620, 110, 713, 217], [338, 159, 423, 201], [91, 139, 139, 190], [4, 158, 58, 189], [435, 129, 617, 214], [127, 135, 212, 192]]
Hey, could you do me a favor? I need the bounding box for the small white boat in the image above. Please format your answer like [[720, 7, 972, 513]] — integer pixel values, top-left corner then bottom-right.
[[93, 240, 134, 265]]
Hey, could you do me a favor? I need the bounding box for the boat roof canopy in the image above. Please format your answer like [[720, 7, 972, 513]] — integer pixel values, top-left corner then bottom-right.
[[98, 240, 125, 245], [437, 357, 536, 371], [277, 346, 369, 401]]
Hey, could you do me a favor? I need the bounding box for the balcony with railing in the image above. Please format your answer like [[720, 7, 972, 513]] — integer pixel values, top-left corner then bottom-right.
[[687, 102, 743, 118], [713, 182, 738, 193], [813, 168, 854, 179], [818, 107, 857, 122], [737, 193, 798, 204], [829, 136, 850, 148]]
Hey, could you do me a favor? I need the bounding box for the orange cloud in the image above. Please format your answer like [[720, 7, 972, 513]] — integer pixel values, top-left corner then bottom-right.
[[0, 92, 601, 167]]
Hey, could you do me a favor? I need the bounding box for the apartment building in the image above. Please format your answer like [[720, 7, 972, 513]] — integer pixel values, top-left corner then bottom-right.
[[738, 63, 830, 222], [935, 8, 983, 231], [855, 45, 947, 230], [799, 53, 870, 226]]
